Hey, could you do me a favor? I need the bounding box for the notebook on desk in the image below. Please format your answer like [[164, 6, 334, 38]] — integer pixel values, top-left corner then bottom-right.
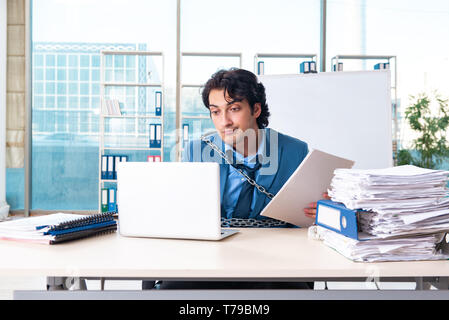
[[116, 162, 238, 241], [0, 212, 117, 244]]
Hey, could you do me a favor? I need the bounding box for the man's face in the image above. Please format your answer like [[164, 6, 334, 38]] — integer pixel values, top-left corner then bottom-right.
[[208, 89, 261, 148]]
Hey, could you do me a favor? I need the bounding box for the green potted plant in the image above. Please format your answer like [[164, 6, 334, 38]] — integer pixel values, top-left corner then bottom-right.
[[397, 91, 449, 169]]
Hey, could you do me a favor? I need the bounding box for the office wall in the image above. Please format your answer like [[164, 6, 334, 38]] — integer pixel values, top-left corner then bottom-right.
[[1, 0, 7, 211], [259, 71, 392, 169]]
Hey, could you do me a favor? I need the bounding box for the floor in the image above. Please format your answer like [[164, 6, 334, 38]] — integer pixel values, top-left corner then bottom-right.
[[0, 277, 418, 300]]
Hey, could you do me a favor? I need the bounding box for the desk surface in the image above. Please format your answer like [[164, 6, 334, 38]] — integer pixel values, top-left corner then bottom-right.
[[0, 228, 448, 279]]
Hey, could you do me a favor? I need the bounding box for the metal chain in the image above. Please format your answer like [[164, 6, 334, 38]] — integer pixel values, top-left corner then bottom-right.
[[221, 217, 287, 228], [201, 135, 275, 199], [201, 134, 287, 228]]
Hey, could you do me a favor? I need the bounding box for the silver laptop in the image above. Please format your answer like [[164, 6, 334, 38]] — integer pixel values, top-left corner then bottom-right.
[[116, 161, 238, 240]]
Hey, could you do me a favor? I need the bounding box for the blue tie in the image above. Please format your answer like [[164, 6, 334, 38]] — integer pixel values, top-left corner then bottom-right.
[[233, 162, 262, 218]]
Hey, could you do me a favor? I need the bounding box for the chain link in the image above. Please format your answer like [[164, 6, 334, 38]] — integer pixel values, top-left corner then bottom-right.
[[201, 136, 275, 199], [221, 217, 287, 228], [201, 134, 287, 228]]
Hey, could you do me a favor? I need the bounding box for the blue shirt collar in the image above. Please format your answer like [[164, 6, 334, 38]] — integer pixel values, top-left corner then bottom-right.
[[223, 129, 266, 166]]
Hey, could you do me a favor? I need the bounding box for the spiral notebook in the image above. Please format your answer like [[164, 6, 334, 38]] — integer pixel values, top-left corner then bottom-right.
[[0, 212, 117, 244]]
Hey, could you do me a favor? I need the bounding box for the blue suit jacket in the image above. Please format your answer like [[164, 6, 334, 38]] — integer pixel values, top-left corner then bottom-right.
[[183, 128, 309, 219]]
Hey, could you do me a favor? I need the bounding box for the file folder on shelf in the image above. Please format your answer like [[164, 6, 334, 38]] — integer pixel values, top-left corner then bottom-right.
[[300, 61, 317, 74], [155, 124, 162, 148], [315, 199, 372, 241], [101, 155, 108, 179], [107, 155, 114, 180], [257, 61, 264, 75], [300, 61, 310, 73], [147, 155, 162, 162], [149, 124, 156, 148], [101, 188, 109, 213], [183, 124, 189, 143], [108, 188, 117, 213], [114, 156, 120, 180], [155, 91, 162, 116], [374, 62, 390, 70], [333, 62, 343, 72]]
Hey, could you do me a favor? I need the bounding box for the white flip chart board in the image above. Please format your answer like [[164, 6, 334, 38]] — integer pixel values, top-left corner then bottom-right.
[[259, 71, 392, 169]]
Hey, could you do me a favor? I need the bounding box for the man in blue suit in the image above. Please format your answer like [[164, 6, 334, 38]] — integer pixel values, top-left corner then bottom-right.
[[144, 68, 323, 290], [183, 68, 320, 223]]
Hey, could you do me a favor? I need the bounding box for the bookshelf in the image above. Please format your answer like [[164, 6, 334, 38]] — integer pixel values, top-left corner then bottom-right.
[[254, 53, 318, 75], [177, 52, 242, 161], [98, 50, 165, 213]]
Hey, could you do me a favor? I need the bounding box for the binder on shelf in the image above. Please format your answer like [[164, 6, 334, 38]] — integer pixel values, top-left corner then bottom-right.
[[183, 124, 189, 143], [107, 155, 114, 180], [114, 156, 121, 180], [300, 61, 317, 74], [310, 61, 317, 73], [155, 124, 162, 148], [257, 61, 264, 75], [374, 62, 390, 70], [101, 188, 109, 213], [101, 155, 108, 179], [120, 155, 128, 163], [147, 155, 162, 162], [300, 61, 310, 73], [155, 91, 162, 116], [149, 124, 156, 148], [315, 199, 372, 241], [333, 62, 343, 72], [108, 188, 117, 213]]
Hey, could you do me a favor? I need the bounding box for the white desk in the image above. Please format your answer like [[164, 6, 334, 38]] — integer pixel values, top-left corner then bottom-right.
[[1, 228, 448, 299]]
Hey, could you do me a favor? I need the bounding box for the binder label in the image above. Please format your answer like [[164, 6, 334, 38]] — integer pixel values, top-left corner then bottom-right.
[[316, 204, 341, 231]]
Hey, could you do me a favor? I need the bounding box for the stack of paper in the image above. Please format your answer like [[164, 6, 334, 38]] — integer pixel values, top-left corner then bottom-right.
[[314, 226, 447, 262], [329, 165, 449, 238], [314, 165, 449, 262], [0, 214, 85, 244]]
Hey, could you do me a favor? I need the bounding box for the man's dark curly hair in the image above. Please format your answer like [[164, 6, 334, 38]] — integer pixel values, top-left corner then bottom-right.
[[201, 68, 270, 129]]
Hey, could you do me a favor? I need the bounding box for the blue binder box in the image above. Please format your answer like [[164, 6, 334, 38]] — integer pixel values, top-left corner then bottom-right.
[[315, 199, 374, 240], [155, 91, 162, 116]]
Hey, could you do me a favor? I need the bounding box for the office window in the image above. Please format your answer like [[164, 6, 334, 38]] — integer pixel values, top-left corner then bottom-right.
[[327, 0, 449, 168], [180, 0, 321, 139], [46, 54, 55, 67], [45, 68, 55, 81], [57, 69, 66, 81], [46, 82, 55, 95], [57, 55, 66, 67], [34, 54, 44, 66], [80, 69, 89, 82], [57, 83, 66, 95], [27, 0, 176, 211]]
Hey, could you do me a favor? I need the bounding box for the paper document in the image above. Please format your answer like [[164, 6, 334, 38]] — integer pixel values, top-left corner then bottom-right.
[[261, 149, 354, 227]]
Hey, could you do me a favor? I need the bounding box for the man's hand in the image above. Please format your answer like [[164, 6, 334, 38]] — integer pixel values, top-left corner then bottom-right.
[[303, 192, 331, 220]]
